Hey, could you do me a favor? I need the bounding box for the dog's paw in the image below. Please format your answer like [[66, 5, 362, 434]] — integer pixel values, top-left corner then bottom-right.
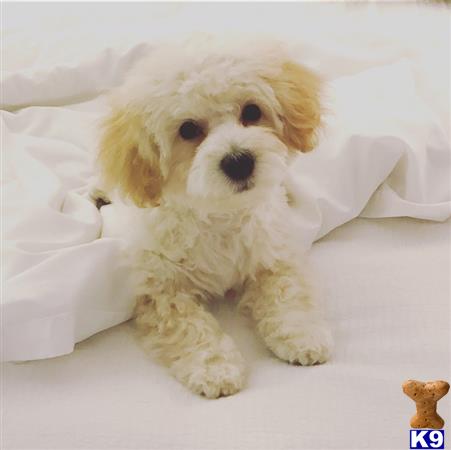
[[265, 321, 333, 366], [173, 344, 246, 399], [188, 357, 246, 399]]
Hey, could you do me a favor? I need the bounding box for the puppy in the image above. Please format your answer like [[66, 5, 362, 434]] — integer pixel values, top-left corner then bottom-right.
[[97, 38, 332, 398]]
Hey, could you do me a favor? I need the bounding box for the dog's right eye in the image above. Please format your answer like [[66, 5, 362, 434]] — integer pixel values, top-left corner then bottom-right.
[[179, 121, 203, 140]]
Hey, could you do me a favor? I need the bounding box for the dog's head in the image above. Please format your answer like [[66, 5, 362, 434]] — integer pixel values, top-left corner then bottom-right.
[[98, 39, 322, 209]]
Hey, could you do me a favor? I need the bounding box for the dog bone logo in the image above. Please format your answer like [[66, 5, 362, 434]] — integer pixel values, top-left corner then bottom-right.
[[403, 379, 450, 429]]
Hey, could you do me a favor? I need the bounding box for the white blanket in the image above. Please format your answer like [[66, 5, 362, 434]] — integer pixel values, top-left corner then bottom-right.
[[2, 2, 450, 362], [3, 217, 450, 450]]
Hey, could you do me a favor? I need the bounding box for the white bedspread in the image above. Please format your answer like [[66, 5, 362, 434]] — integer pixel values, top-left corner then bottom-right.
[[2, 2, 450, 363], [2, 3, 450, 449], [3, 217, 450, 450]]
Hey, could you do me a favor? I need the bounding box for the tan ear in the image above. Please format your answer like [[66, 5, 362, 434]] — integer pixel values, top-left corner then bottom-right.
[[98, 108, 162, 207], [266, 61, 322, 152]]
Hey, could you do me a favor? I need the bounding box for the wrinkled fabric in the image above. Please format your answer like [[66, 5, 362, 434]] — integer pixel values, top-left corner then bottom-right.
[[2, 2, 450, 362], [3, 217, 450, 450]]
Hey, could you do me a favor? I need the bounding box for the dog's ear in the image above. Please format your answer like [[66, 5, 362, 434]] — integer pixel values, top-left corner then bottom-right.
[[267, 61, 322, 152], [98, 107, 162, 207]]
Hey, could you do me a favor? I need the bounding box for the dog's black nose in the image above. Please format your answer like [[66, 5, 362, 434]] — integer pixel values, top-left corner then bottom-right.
[[220, 151, 255, 181]]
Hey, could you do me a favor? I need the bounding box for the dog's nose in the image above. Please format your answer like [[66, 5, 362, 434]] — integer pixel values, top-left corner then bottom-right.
[[220, 150, 255, 181]]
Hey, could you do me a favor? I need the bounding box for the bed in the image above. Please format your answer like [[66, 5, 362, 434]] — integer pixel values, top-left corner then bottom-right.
[[2, 3, 450, 449]]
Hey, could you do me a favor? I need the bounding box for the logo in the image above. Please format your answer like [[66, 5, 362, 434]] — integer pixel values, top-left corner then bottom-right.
[[410, 429, 445, 449], [403, 379, 449, 449]]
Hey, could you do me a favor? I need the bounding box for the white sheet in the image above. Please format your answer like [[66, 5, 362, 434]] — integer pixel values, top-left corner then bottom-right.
[[3, 217, 450, 450], [2, 3, 450, 363]]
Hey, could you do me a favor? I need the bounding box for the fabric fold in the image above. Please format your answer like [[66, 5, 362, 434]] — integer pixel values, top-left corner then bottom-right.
[[2, 26, 449, 362]]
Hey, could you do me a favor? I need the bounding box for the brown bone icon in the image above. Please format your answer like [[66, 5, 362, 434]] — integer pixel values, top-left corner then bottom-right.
[[402, 379, 450, 429]]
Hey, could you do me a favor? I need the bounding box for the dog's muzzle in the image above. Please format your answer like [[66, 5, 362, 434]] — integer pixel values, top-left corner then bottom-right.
[[220, 150, 255, 182]]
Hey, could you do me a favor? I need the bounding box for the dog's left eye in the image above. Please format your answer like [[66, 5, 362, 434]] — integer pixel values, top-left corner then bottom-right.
[[241, 104, 262, 125], [179, 121, 203, 140]]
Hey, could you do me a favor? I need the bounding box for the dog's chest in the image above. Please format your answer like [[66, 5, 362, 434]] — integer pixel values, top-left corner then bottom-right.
[[191, 215, 262, 286], [144, 204, 294, 295], [184, 213, 272, 291]]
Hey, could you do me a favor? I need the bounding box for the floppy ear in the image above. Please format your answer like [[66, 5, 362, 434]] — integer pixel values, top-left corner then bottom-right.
[[97, 108, 162, 207], [266, 61, 322, 152]]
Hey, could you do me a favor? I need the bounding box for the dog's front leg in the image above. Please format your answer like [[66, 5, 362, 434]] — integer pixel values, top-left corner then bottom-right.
[[134, 293, 246, 398], [240, 261, 332, 365]]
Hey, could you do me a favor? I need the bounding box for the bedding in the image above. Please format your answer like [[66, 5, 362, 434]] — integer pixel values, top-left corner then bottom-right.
[[3, 217, 450, 449], [1, 2, 450, 448], [2, 2, 450, 363]]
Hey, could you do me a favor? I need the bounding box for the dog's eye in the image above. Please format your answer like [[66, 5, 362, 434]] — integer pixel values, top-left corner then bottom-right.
[[179, 121, 203, 140], [241, 104, 262, 125]]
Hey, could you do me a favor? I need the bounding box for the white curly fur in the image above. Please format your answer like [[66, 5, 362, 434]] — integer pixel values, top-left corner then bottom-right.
[[96, 37, 332, 398]]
